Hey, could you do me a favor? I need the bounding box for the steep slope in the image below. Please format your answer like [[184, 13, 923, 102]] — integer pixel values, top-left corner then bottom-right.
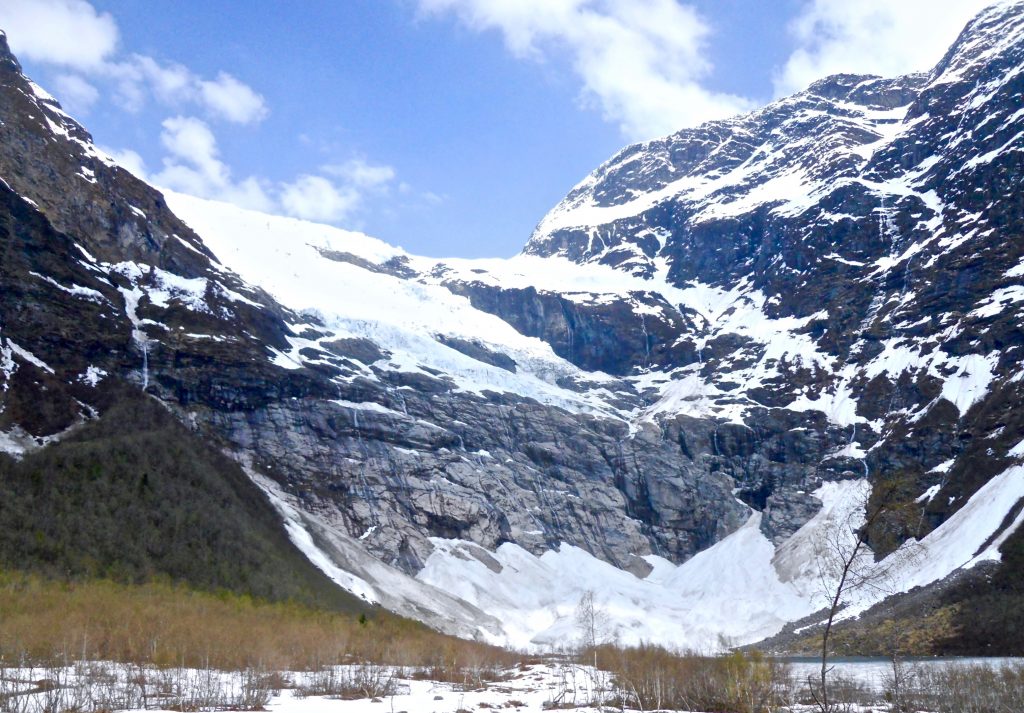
[[1, 1, 1024, 653], [0, 392, 371, 612]]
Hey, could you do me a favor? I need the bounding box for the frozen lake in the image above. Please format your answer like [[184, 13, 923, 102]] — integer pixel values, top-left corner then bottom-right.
[[785, 656, 1024, 692]]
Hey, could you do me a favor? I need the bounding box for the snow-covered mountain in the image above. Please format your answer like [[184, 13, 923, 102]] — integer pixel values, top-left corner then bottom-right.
[[2, 1, 1024, 652]]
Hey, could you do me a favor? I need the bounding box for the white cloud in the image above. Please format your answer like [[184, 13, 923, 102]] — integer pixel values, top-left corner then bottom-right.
[[324, 159, 397, 189], [1, 1, 266, 124], [99, 146, 147, 179], [776, 0, 998, 96], [152, 116, 273, 212], [100, 57, 267, 124], [52, 73, 99, 113], [417, 0, 752, 140], [132, 55, 194, 105], [280, 175, 360, 223], [199, 72, 268, 124], [281, 158, 397, 222], [158, 116, 229, 187], [0, 0, 118, 69], [148, 116, 395, 224]]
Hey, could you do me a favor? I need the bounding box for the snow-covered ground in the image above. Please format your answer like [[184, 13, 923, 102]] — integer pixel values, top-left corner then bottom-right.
[[162, 185, 1020, 445], [0, 663, 612, 713], [4, 659, 1021, 713], [269, 664, 608, 713], [163, 190, 628, 419]]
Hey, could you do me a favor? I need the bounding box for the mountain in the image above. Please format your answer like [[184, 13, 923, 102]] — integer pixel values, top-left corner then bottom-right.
[[1, 1, 1024, 653]]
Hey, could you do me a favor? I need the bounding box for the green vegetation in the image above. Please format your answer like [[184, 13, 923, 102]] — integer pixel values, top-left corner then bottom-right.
[[0, 394, 364, 612], [940, 525, 1024, 655]]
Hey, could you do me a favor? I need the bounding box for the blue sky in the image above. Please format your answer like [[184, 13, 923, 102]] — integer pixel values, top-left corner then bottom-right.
[[0, 0, 997, 257]]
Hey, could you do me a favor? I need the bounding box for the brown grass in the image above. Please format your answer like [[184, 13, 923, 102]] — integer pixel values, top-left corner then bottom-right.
[[0, 571, 518, 674]]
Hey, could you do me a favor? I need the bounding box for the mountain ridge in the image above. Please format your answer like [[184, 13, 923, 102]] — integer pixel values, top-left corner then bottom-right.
[[1, 1, 1024, 651]]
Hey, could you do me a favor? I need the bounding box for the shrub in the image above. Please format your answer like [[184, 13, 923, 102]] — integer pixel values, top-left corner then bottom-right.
[[0, 571, 519, 674], [912, 662, 1024, 713], [595, 644, 792, 713]]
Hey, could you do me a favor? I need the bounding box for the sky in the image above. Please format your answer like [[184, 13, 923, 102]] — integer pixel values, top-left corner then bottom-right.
[[0, 0, 1002, 258]]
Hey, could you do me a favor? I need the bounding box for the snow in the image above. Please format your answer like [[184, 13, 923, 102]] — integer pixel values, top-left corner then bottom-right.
[[268, 664, 608, 713], [248, 473, 380, 605], [939, 352, 1000, 414], [159, 180, 975, 433], [530, 97, 912, 249], [971, 285, 1024, 318], [0, 662, 612, 713], [916, 484, 942, 503], [251, 472, 504, 641], [146, 269, 210, 312], [163, 190, 628, 419], [13, 5, 1013, 649], [153, 177, 1024, 648], [77, 365, 107, 387], [0, 338, 16, 388], [0, 422, 73, 459], [28, 271, 105, 302], [1009, 439, 1024, 457], [410, 467, 1024, 650], [786, 382, 864, 428], [7, 340, 55, 374], [332, 399, 404, 418], [0, 427, 31, 457], [419, 482, 874, 651], [839, 465, 1024, 619]]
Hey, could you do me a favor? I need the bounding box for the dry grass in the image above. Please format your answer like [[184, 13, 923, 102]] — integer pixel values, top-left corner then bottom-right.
[[0, 571, 518, 675], [594, 644, 793, 713]]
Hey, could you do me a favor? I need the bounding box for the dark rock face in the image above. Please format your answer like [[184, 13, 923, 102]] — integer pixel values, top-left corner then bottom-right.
[[499, 1, 1024, 550], [1, 1, 1024, 641]]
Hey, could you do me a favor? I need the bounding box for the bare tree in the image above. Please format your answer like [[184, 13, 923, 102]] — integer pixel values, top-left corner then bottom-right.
[[809, 479, 920, 713], [574, 590, 614, 704], [575, 590, 612, 656]]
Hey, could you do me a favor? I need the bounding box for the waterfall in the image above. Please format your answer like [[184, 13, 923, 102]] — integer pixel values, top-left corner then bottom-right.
[[349, 406, 379, 524], [141, 340, 149, 390], [639, 313, 651, 366]]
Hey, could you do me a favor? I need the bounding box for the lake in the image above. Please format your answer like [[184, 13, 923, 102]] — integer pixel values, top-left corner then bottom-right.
[[784, 656, 1024, 692]]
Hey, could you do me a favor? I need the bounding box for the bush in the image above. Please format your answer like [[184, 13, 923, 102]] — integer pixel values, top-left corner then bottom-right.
[[0, 660, 275, 713], [911, 662, 1024, 713], [295, 664, 397, 699], [595, 644, 792, 713]]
